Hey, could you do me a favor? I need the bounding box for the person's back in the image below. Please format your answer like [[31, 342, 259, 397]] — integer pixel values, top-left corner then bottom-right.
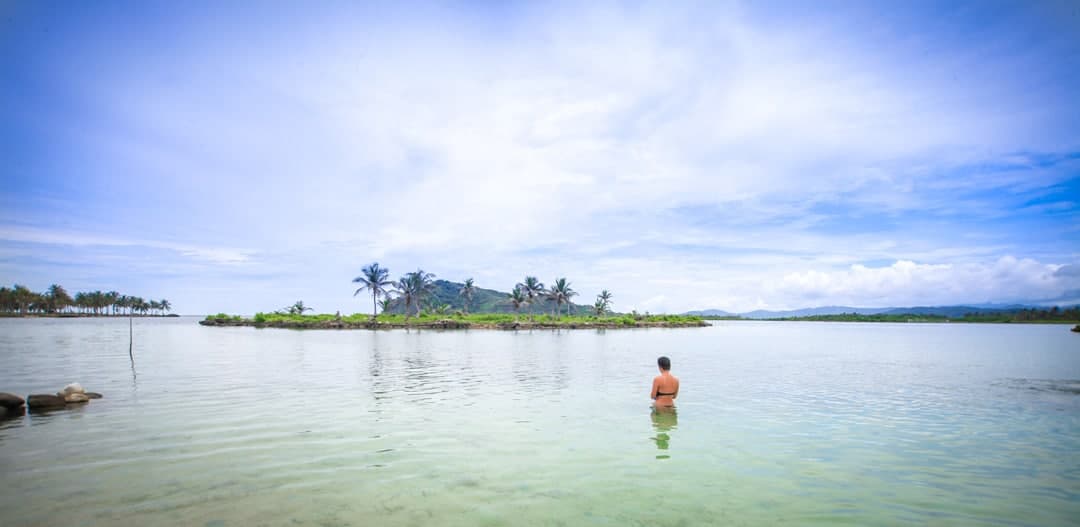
[[651, 356, 679, 407]]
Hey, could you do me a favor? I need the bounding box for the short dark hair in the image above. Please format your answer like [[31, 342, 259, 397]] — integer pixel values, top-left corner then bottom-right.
[[657, 356, 671, 370]]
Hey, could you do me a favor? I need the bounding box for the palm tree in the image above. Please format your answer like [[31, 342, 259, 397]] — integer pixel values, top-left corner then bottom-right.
[[596, 290, 613, 317], [543, 286, 559, 317], [288, 301, 312, 315], [562, 278, 578, 316], [90, 290, 105, 315], [0, 287, 12, 313], [592, 298, 606, 316], [393, 270, 435, 320], [394, 276, 417, 321], [46, 284, 73, 313], [131, 297, 147, 315], [508, 285, 526, 321], [353, 262, 394, 320], [377, 297, 392, 315], [459, 278, 476, 315], [160, 299, 171, 315], [409, 269, 437, 316], [106, 291, 120, 315], [547, 277, 577, 318], [13, 284, 33, 314], [518, 276, 544, 321]]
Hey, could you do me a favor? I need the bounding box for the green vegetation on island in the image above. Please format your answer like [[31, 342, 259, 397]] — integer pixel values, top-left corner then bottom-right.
[[201, 311, 705, 329], [202, 262, 703, 330], [0, 284, 172, 316]]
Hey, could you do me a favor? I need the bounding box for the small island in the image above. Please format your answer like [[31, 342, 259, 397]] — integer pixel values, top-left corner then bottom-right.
[[200, 312, 707, 330], [200, 264, 706, 330]]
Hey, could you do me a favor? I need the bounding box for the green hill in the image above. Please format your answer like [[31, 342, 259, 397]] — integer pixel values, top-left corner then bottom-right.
[[382, 280, 591, 315]]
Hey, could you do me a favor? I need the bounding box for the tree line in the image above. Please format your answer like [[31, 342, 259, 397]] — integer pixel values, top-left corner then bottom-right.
[[0, 284, 171, 316], [768, 306, 1080, 323], [351, 263, 614, 321]]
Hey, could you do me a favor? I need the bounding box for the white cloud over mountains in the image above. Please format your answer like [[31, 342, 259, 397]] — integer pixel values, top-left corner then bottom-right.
[[770, 257, 1079, 309]]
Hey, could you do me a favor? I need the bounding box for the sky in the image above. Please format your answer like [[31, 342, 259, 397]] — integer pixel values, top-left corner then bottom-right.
[[2, 0, 1079, 315]]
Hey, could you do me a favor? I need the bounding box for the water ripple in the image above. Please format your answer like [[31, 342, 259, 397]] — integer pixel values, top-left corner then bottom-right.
[[0, 319, 1078, 526]]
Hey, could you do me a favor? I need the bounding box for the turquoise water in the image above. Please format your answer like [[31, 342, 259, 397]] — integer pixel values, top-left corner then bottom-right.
[[0, 318, 1078, 526]]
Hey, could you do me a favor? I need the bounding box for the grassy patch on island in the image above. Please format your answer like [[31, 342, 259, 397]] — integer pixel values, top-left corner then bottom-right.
[[203, 311, 705, 328]]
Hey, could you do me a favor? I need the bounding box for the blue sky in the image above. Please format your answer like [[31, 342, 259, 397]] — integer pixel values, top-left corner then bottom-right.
[[2, 0, 1079, 315]]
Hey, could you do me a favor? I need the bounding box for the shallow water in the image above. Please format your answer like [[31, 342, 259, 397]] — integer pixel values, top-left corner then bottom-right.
[[1, 318, 1078, 526]]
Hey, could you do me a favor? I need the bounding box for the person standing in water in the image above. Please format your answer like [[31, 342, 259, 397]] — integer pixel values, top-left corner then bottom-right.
[[651, 356, 679, 407]]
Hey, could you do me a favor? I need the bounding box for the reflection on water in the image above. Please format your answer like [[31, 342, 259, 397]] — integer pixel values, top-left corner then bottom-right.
[[651, 407, 678, 458]]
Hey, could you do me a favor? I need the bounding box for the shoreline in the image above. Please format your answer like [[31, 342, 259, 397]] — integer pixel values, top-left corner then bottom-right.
[[758, 319, 1078, 325], [199, 317, 708, 330]]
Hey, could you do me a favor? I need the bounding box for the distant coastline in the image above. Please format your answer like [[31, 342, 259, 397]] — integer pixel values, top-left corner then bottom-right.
[[1, 284, 172, 317], [1, 313, 181, 318], [701, 309, 1079, 324]]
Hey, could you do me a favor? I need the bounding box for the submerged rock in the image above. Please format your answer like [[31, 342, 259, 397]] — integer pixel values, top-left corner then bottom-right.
[[0, 405, 26, 420], [62, 393, 90, 403], [0, 392, 25, 409], [431, 319, 469, 329], [85, 392, 103, 399], [27, 394, 67, 411]]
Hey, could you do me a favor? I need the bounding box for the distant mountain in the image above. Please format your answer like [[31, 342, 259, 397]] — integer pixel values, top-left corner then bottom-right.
[[684, 309, 737, 317], [737, 306, 890, 319], [685, 303, 1075, 319]]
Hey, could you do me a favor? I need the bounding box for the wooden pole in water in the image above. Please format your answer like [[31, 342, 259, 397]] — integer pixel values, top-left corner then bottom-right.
[[128, 313, 136, 381]]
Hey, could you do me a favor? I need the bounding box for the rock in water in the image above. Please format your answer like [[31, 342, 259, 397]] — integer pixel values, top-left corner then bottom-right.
[[63, 393, 90, 404], [85, 392, 103, 399], [27, 394, 68, 411], [0, 392, 25, 409], [61, 383, 86, 396], [0, 405, 26, 420]]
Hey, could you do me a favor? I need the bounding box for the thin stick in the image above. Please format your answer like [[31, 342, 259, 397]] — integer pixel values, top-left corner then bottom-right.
[[128, 314, 137, 381]]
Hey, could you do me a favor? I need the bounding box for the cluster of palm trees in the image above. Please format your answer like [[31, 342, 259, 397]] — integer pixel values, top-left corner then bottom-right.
[[508, 276, 575, 318], [0, 284, 171, 316], [507, 277, 613, 319], [352, 263, 614, 321], [353, 263, 437, 321]]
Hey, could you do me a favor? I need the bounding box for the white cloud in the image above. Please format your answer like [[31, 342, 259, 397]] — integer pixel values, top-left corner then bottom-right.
[[67, 1, 1075, 254], [0, 226, 252, 265], [6, 2, 1078, 314], [767, 257, 1077, 308]]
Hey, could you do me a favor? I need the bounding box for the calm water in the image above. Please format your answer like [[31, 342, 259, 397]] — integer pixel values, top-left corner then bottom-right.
[[1, 318, 1078, 526]]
